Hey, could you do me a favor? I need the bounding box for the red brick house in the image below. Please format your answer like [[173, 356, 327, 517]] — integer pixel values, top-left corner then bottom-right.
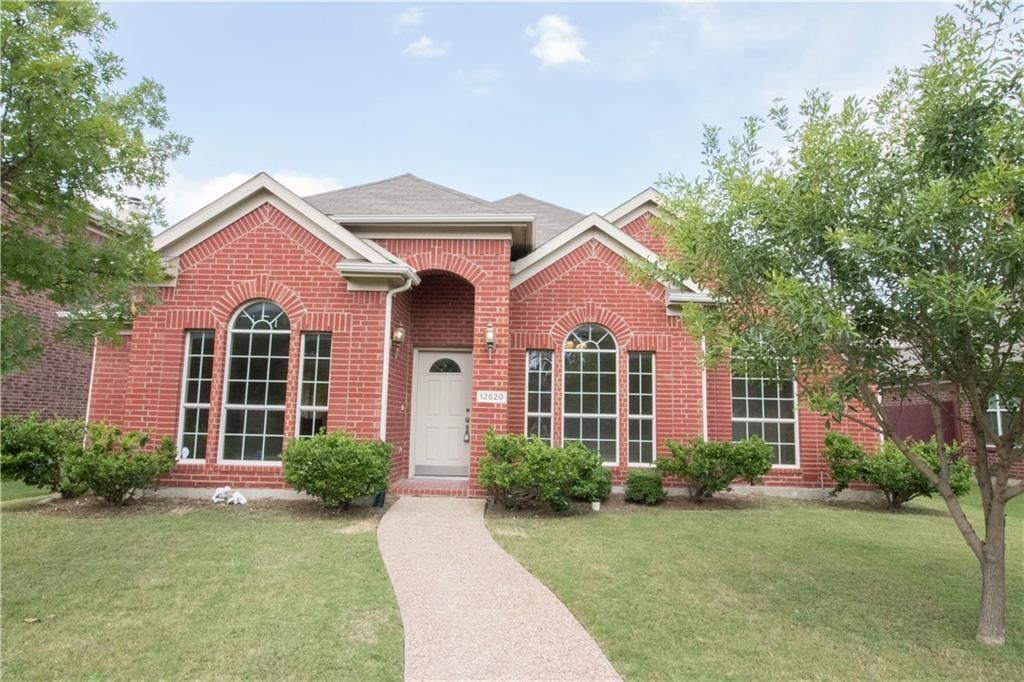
[[86, 172, 878, 496]]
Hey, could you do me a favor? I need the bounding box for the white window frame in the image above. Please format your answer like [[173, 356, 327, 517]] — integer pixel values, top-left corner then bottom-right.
[[218, 301, 291, 466], [985, 394, 1016, 440], [296, 332, 332, 438], [628, 351, 656, 467], [730, 368, 801, 469], [561, 324, 619, 466], [176, 329, 214, 461], [525, 349, 553, 444]]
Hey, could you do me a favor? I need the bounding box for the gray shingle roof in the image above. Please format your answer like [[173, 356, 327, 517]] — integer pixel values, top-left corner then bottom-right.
[[493, 193, 584, 245], [305, 173, 513, 217]]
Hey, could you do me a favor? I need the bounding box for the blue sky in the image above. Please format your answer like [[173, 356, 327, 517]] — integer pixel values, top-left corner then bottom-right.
[[101, 2, 952, 223]]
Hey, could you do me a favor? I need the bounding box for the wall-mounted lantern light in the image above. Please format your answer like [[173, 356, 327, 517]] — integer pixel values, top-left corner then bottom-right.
[[392, 324, 406, 347], [484, 323, 496, 353]]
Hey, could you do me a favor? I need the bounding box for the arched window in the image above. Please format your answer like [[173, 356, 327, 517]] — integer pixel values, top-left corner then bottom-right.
[[221, 301, 290, 462], [429, 358, 462, 373], [563, 324, 617, 463]]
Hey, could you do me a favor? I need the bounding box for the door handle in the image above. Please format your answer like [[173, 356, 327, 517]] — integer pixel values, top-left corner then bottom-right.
[[464, 409, 470, 443]]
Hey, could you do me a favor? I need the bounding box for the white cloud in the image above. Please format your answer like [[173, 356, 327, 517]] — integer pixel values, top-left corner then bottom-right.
[[158, 170, 340, 226], [526, 15, 588, 67], [404, 35, 450, 59], [458, 67, 501, 96], [395, 7, 423, 30]]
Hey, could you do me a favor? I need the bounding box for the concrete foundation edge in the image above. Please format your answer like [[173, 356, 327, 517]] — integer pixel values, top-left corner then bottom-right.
[[611, 483, 885, 503]]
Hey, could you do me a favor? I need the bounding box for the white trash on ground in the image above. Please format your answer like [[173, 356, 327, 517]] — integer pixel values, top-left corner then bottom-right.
[[227, 491, 247, 505], [212, 486, 232, 504]]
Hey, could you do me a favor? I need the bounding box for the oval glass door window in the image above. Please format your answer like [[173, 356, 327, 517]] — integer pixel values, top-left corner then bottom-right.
[[429, 358, 462, 373]]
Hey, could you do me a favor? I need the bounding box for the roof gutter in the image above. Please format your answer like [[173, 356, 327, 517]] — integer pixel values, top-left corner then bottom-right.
[[328, 213, 533, 225]]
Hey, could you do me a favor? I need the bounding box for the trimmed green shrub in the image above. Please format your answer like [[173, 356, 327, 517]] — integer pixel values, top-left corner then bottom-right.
[[68, 424, 176, 505], [625, 469, 667, 505], [479, 431, 609, 511], [658, 438, 773, 502], [283, 430, 391, 508], [821, 431, 864, 492], [565, 442, 612, 503], [824, 432, 972, 509], [0, 414, 88, 498]]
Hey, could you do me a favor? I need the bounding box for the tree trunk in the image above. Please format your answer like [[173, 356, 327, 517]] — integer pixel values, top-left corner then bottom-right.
[[976, 498, 1006, 646]]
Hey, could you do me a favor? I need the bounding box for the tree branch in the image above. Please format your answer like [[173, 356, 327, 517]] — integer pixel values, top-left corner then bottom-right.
[[855, 379, 985, 561], [1004, 482, 1024, 502]]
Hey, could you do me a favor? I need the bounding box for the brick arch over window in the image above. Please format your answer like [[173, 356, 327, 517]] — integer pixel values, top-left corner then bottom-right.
[[211, 275, 308, 327], [404, 252, 487, 286], [549, 303, 634, 348]]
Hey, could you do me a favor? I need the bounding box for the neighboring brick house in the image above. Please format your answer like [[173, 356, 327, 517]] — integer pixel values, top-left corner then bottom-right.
[[882, 385, 1024, 479], [1, 286, 96, 419], [1, 204, 105, 420], [87, 172, 878, 496]]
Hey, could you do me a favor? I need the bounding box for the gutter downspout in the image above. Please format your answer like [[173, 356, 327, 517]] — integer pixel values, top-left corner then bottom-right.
[[379, 276, 415, 441], [701, 336, 709, 440]]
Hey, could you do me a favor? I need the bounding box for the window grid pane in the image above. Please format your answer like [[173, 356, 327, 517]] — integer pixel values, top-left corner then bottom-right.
[[179, 330, 214, 459], [628, 352, 655, 465], [986, 394, 1020, 440], [730, 369, 797, 466], [297, 332, 332, 438], [222, 302, 290, 462], [526, 350, 553, 444], [563, 325, 617, 463]]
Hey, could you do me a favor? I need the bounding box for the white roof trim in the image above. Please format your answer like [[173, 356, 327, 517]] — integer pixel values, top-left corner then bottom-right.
[[336, 214, 534, 253], [335, 261, 420, 280], [667, 288, 715, 305], [510, 213, 653, 287], [511, 212, 710, 300], [336, 261, 421, 291], [604, 187, 663, 227], [329, 214, 533, 225], [152, 172, 391, 264]]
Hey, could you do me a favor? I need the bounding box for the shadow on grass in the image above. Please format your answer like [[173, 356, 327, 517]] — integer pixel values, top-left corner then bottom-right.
[[2, 492, 390, 524]]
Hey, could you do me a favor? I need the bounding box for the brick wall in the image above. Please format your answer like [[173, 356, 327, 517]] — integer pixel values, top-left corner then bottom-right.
[[1, 203, 101, 419], [1, 286, 95, 418], [510, 237, 705, 487], [89, 202, 388, 488], [510, 213, 879, 490]]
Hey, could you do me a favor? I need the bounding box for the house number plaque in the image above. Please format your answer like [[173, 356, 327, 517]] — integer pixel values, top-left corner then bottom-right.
[[476, 390, 507, 404]]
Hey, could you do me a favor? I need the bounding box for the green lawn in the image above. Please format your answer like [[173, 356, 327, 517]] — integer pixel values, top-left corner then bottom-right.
[[1, 480, 49, 502], [1, 501, 403, 680], [488, 489, 1023, 680]]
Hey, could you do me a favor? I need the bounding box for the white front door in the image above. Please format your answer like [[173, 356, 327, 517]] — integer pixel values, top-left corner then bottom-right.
[[411, 350, 473, 478]]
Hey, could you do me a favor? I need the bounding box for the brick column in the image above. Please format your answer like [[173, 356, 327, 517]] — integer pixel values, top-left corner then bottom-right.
[[467, 244, 511, 495]]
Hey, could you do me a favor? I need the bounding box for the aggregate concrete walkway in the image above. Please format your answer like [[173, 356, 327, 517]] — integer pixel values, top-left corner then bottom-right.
[[377, 496, 621, 682]]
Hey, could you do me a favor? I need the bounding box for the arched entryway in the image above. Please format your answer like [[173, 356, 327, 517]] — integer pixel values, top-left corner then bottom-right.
[[390, 271, 477, 479]]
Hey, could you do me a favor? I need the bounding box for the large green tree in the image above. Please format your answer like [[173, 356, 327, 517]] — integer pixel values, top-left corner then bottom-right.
[[656, 1, 1022, 645], [1, 0, 190, 373]]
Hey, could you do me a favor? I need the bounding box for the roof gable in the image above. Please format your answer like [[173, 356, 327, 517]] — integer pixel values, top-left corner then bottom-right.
[[153, 173, 392, 264], [510, 212, 710, 304], [604, 187, 663, 227]]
